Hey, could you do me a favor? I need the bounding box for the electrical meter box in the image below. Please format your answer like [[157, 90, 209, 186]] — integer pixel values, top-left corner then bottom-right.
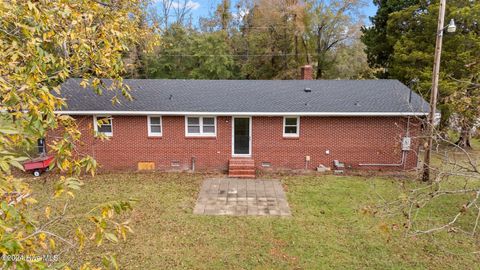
[[402, 137, 411, 151]]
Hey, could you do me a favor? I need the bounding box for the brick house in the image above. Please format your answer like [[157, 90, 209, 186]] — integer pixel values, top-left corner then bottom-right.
[[55, 66, 429, 177]]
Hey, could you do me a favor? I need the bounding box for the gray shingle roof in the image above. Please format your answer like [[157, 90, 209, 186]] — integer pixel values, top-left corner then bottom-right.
[[58, 79, 429, 115]]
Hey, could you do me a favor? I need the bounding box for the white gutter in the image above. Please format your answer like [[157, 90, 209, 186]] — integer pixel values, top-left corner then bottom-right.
[[54, 110, 429, 117]]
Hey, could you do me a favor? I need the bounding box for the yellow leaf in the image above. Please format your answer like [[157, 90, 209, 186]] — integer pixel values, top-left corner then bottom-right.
[[49, 238, 56, 250], [39, 232, 46, 241], [54, 188, 64, 198], [76, 227, 86, 251], [102, 208, 108, 218], [61, 159, 70, 169], [45, 206, 51, 219], [25, 197, 38, 204], [27, 1, 35, 11], [379, 222, 390, 234]]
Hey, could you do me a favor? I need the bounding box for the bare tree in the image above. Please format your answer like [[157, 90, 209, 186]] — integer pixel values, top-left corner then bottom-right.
[[449, 74, 480, 149], [159, 0, 174, 29], [306, 0, 365, 79], [375, 117, 480, 239], [172, 0, 195, 26]]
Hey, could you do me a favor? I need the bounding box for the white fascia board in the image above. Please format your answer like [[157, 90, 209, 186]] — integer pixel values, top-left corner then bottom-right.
[[54, 110, 429, 117]]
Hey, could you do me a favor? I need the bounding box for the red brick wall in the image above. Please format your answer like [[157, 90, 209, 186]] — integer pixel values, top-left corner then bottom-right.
[[61, 115, 422, 172], [253, 116, 421, 170]]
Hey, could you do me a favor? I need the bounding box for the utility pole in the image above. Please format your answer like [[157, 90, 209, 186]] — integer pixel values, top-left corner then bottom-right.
[[422, 0, 446, 182]]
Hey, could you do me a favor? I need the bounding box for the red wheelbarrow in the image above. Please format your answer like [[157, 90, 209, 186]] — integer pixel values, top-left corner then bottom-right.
[[23, 155, 54, 177]]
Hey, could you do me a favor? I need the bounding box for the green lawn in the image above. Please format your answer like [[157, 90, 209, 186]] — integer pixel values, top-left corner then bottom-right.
[[30, 170, 480, 269]]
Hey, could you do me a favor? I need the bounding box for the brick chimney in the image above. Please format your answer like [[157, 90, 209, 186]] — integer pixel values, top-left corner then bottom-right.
[[300, 65, 313, 80]]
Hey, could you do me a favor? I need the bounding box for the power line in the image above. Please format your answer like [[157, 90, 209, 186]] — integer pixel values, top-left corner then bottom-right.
[[156, 53, 316, 57]]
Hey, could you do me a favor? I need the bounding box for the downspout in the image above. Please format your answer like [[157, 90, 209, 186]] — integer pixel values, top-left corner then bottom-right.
[[191, 157, 196, 172], [403, 116, 411, 169], [358, 116, 411, 167]]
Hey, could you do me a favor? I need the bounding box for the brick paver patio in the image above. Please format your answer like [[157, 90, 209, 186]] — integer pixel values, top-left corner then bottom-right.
[[193, 178, 291, 216]]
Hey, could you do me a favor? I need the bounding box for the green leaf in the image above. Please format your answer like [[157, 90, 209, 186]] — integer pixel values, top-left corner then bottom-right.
[[8, 159, 25, 171], [0, 128, 19, 135], [0, 160, 10, 173], [105, 232, 118, 243]]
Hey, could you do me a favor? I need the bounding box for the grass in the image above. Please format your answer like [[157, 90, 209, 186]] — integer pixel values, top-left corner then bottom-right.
[[30, 170, 480, 269]]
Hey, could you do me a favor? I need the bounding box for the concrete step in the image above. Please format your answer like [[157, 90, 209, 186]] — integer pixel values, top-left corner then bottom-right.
[[228, 159, 255, 166], [228, 174, 256, 179], [229, 163, 254, 167], [228, 164, 255, 170], [228, 159, 255, 178], [228, 169, 255, 174], [228, 170, 255, 178]]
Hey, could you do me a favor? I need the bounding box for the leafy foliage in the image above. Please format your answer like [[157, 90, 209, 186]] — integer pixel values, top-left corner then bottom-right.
[[361, 0, 420, 78], [0, 0, 156, 268], [362, 0, 480, 144], [143, 0, 373, 80], [387, 1, 480, 134], [146, 25, 234, 79], [305, 0, 366, 79]]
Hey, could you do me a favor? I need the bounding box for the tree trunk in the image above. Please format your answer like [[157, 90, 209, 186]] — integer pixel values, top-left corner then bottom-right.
[[301, 36, 310, 64], [134, 43, 145, 78], [293, 13, 298, 64], [316, 64, 323, 79], [283, 22, 288, 71], [316, 27, 323, 79], [316, 53, 323, 79], [134, 14, 146, 79], [456, 126, 472, 149], [294, 33, 298, 64], [271, 47, 275, 71]]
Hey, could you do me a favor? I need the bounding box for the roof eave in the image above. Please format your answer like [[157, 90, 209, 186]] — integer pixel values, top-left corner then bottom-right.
[[54, 110, 429, 117]]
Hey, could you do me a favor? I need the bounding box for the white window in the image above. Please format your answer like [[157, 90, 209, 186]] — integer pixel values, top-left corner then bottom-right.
[[94, 116, 113, 137], [283, 116, 299, 137], [185, 116, 216, 136], [147, 116, 162, 137]]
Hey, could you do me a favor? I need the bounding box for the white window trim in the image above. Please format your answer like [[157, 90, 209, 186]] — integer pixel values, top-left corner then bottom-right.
[[147, 115, 162, 137], [185, 116, 217, 137], [93, 115, 113, 137], [283, 116, 300, 137]]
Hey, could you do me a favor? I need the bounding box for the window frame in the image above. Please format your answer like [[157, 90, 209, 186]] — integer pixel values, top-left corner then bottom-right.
[[185, 116, 217, 137], [147, 116, 163, 137], [93, 115, 113, 137], [283, 116, 300, 137]]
